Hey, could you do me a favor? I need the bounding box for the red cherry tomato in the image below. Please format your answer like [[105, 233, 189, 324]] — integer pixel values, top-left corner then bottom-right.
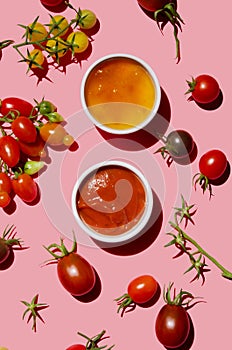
[[0, 97, 35, 117], [11, 116, 37, 143], [12, 174, 38, 203], [155, 304, 190, 348], [137, 0, 169, 12], [0, 135, 20, 167], [187, 75, 220, 104], [0, 172, 12, 193], [18, 133, 47, 158], [57, 252, 96, 296], [66, 345, 86, 350], [0, 191, 11, 208], [127, 275, 158, 304], [199, 149, 227, 180], [39, 123, 67, 146]]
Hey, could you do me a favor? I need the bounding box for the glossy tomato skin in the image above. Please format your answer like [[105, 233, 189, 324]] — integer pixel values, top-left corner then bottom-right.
[[191, 75, 220, 104], [137, 0, 169, 11], [0, 191, 11, 208], [57, 252, 95, 296], [0, 172, 12, 193], [40, 0, 64, 6], [12, 174, 38, 203], [11, 116, 37, 143], [40, 123, 67, 146], [199, 149, 227, 180], [0, 97, 35, 117], [128, 275, 158, 304], [166, 130, 194, 158], [155, 304, 190, 348], [66, 345, 86, 350], [18, 133, 47, 158], [0, 135, 20, 167]]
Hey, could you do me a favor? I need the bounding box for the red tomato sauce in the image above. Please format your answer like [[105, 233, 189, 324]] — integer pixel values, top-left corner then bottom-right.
[[76, 165, 146, 235]]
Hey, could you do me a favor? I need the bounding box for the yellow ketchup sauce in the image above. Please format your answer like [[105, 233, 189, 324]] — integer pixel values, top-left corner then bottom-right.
[[84, 57, 156, 130], [75, 165, 146, 236]]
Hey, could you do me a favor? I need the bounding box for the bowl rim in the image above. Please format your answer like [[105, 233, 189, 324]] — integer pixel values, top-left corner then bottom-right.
[[71, 160, 154, 243], [80, 53, 161, 135]]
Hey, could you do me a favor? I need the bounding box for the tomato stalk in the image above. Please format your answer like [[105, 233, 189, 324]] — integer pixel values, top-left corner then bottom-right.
[[77, 330, 115, 350], [166, 196, 232, 283], [43, 233, 77, 262], [0, 39, 14, 50], [114, 293, 136, 316], [21, 294, 49, 332], [1, 224, 23, 248]]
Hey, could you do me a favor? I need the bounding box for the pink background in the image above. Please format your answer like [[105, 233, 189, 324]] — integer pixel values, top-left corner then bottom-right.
[[0, 0, 231, 348]]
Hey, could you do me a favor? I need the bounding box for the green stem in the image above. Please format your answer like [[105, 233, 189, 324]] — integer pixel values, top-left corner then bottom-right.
[[182, 230, 232, 280]]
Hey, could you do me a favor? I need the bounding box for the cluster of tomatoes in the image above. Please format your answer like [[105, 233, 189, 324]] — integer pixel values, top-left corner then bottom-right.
[[14, 3, 97, 72], [0, 96, 74, 208]]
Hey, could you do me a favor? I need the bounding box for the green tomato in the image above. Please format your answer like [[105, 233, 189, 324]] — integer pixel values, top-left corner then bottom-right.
[[47, 112, 64, 123], [24, 161, 45, 175], [39, 100, 57, 115], [77, 9, 97, 29]]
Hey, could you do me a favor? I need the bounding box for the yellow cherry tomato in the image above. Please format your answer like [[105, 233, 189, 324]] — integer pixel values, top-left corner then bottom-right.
[[27, 49, 45, 69], [46, 37, 68, 58], [48, 15, 69, 37], [67, 31, 89, 54], [28, 22, 48, 42], [77, 9, 97, 29]]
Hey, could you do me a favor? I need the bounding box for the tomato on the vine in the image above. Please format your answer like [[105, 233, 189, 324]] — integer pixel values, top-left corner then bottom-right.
[[66, 31, 89, 54], [155, 283, 194, 348], [37, 100, 57, 115], [39, 122, 67, 146], [186, 74, 220, 104], [137, 0, 169, 12], [115, 275, 158, 316], [76, 9, 97, 30], [48, 15, 69, 37], [44, 236, 96, 296], [18, 133, 47, 158], [12, 173, 38, 203], [0, 135, 20, 167], [28, 21, 48, 43], [27, 49, 45, 69], [0, 192, 11, 208], [0, 97, 35, 118], [11, 116, 37, 143], [46, 37, 68, 58], [0, 172, 12, 193]]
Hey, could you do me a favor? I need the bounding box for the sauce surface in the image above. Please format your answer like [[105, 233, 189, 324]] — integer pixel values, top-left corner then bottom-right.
[[76, 165, 146, 235], [84, 57, 156, 130]]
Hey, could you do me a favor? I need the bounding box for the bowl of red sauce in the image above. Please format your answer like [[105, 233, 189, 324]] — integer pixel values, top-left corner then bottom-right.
[[80, 53, 161, 134], [71, 160, 153, 244]]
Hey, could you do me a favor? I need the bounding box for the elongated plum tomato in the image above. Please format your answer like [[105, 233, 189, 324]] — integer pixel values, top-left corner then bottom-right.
[[39, 123, 67, 146], [66, 345, 85, 350], [18, 133, 46, 158], [12, 174, 38, 203], [199, 149, 227, 180], [0, 192, 11, 208], [0, 172, 12, 193], [0, 97, 35, 118], [0, 135, 20, 167], [11, 116, 37, 143], [137, 0, 169, 12]]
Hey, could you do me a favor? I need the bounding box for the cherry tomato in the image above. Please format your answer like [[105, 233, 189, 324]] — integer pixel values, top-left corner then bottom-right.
[[137, 0, 169, 12], [128, 275, 158, 304], [27, 49, 45, 69], [46, 37, 68, 58], [0, 192, 11, 208], [40, 0, 64, 6], [155, 304, 190, 348], [165, 130, 194, 158], [39, 122, 67, 146], [28, 22, 48, 42], [0, 172, 12, 193], [66, 31, 89, 53], [11, 116, 37, 143], [77, 9, 97, 30], [18, 133, 47, 158], [199, 149, 227, 180], [0, 135, 20, 167], [38, 100, 57, 115], [12, 174, 38, 203], [49, 15, 69, 37], [186, 74, 220, 104], [66, 345, 85, 350], [57, 252, 95, 296], [0, 97, 35, 118]]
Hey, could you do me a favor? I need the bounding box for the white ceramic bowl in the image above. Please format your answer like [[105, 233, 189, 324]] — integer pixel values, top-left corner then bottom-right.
[[71, 160, 153, 245], [80, 53, 161, 135]]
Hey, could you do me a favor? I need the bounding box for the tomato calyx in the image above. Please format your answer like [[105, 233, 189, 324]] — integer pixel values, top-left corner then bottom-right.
[[192, 172, 213, 198], [21, 294, 49, 332], [43, 233, 77, 262], [185, 77, 197, 95], [114, 293, 136, 316], [163, 282, 195, 309], [0, 39, 14, 50], [77, 329, 115, 350], [154, 3, 184, 63], [0, 224, 23, 249]]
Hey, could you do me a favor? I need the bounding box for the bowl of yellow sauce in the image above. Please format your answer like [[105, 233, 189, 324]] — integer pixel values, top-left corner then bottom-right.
[[72, 160, 153, 245], [80, 54, 161, 134]]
